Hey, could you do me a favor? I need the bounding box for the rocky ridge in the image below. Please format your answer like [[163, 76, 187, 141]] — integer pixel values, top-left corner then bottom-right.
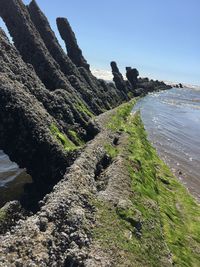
[[0, 0, 174, 265], [0, 106, 122, 266], [0, 0, 171, 210]]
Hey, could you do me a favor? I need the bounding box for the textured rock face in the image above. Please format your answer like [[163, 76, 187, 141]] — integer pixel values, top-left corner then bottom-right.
[[55, 14, 123, 110], [0, 0, 74, 92], [0, 201, 28, 234], [0, 0, 171, 210], [0, 77, 70, 208], [27, 0, 105, 114], [0, 0, 123, 210], [137, 78, 171, 93], [110, 61, 129, 100], [0, 28, 95, 209], [126, 67, 139, 88], [27, 0, 81, 78], [111, 62, 171, 97], [27, 0, 126, 113], [0, 107, 119, 266], [57, 17, 90, 71], [27, 0, 130, 113], [0, 28, 97, 140], [0, 0, 102, 119]]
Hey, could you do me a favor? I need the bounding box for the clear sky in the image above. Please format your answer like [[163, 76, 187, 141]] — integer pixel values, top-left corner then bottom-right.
[[0, 0, 199, 85]]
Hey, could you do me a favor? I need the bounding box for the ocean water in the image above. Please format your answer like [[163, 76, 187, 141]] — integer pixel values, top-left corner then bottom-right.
[[0, 150, 32, 207], [133, 87, 200, 201]]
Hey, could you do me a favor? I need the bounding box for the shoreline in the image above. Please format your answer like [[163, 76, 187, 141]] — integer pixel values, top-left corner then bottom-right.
[[134, 88, 200, 204], [0, 99, 199, 266], [153, 145, 200, 204]]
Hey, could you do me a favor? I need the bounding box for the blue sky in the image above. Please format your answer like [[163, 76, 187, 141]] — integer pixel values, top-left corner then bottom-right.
[[0, 0, 199, 85]]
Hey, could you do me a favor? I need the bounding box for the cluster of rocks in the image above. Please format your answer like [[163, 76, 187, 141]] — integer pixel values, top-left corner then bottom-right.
[[174, 83, 183, 88]]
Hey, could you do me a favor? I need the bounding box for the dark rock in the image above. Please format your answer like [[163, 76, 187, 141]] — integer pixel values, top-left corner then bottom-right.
[[0, 28, 83, 209], [0, 77, 71, 209], [133, 88, 146, 97], [110, 61, 130, 100], [137, 78, 172, 93], [78, 67, 112, 109], [0, 113, 115, 266], [0, 201, 27, 234], [78, 66, 123, 110], [0, 17, 171, 212], [27, 0, 129, 113], [38, 217, 48, 232], [0, 26, 99, 140], [27, 0, 105, 114], [57, 17, 90, 71], [0, 0, 74, 92], [126, 67, 139, 88], [28, 0, 82, 79], [113, 136, 120, 146]]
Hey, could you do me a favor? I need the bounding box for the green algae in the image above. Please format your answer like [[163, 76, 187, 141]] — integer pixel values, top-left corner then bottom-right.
[[93, 101, 200, 266], [68, 129, 85, 146], [104, 143, 119, 159], [50, 124, 77, 151], [76, 101, 94, 118]]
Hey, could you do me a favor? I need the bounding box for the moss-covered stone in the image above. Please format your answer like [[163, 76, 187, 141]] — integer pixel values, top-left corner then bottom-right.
[[104, 143, 119, 159], [68, 129, 85, 146], [50, 124, 77, 151], [76, 101, 94, 118]]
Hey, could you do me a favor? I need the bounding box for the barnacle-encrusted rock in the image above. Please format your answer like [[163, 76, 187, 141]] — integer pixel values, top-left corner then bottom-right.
[[57, 17, 90, 71]]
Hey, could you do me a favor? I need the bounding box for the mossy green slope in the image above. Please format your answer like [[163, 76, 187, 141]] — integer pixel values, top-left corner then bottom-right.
[[93, 100, 200, 266]]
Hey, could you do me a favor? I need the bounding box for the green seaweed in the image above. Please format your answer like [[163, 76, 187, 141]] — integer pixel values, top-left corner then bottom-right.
[[50, 124, 77, 151], [127, 91, 134, 99], [76, 101, 94, 118], [93, 102, 200, 266], [104, 143, 119, 159], [68, 129, 85, 146], [107, 98, 137, 131]]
